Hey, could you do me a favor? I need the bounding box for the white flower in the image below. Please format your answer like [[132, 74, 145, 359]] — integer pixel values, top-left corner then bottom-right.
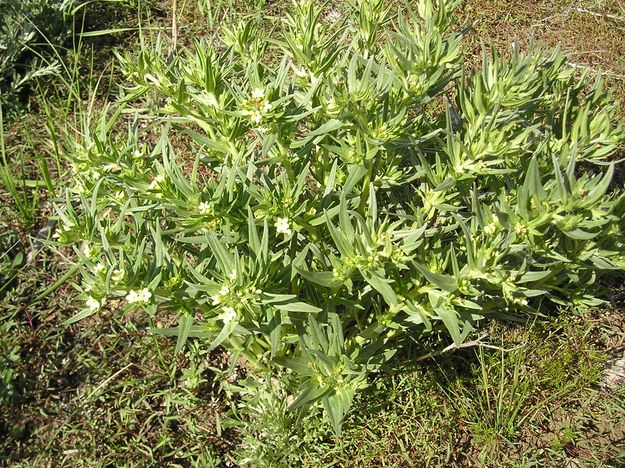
[[275, 217, 292, 236], [126, 288, 152, 304], [149, 174, 165, 190], [85, 296, 102, 312], [228, 269, 237, 281], [219, 285, 230, 296], [218, 306, 237, 324], [211, 295, 221, 305], [82, 244, 92, 258], [126, 290, 140, 303], [262, 102, 273, 113], [133, 150, 143, 158], [140, 288, 152, 302], [250, 111, 263, 124], [251, 87, 265, 100], [94, 263, 105, 274], [112, 269, 125, 282], [484, 223, 496, 235], [198, 201, 212, 215]]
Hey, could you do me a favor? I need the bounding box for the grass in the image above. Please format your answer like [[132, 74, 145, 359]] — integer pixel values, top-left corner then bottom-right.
[[319, 308, 625, 466], [1, 0, 625, 465]]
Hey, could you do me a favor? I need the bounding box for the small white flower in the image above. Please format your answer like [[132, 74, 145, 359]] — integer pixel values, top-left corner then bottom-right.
[[250, 111, 263, 124], [126, 288, 152, 304], [82, 244, 92, 258], [211, 295, 221, 305], [218, 306, 237, 324], [141, 288, 152, 302], [126, 290, 140, 303], [149, 174, 165, 190], [134, 149, 143, 158], [228, 269, 237, 281], [198, 201, 212, 215], [112, 269, 125, 283], [94, 263, 105, 274], [85, 296, 102, 312], [484, 223, 496, 235], [251, 87, 265, 100], [262, 102, 273, 113], [274, 217, 292, 236], [219, 285, 230, 296]]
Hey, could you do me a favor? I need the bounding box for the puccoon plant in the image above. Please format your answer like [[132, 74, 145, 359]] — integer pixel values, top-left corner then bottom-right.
[[53, 0, 625, 433]]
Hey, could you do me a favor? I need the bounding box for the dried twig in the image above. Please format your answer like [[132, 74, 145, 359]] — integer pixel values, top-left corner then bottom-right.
[[574, 7, 624, 22], [416, 335, 524, 362], [567, 61, 625, 80], [172, 0, 178, 50]]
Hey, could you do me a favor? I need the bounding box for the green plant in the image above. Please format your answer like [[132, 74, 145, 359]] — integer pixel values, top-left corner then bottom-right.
[[0, 318, 20, 404], [226, 372, 332, 466], [449, 346, 532, 458], [0, 0, 76, 109], [53, 0, 625, 434]]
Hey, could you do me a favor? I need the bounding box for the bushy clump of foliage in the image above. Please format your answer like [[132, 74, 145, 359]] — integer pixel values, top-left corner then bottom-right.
[[0, 0, 74, 106], [54, 0, 625, 433]]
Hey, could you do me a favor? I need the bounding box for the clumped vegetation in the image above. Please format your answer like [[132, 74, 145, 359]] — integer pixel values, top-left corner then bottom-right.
[[2, 0, 625, 465], [0, 0, 76, 109], [54, 0, 625, 433]]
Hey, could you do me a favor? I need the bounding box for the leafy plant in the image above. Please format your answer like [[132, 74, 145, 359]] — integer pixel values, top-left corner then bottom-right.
[[0, 0, 75, 108], [0, 317, 20, 404], [226, 373, 332, 466], [53, 0, 625, 433]]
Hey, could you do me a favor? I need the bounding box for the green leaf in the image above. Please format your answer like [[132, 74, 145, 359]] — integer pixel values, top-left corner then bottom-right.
[[274, 301, 322, 313], [323, 386, 355, 436], [295, 267, 340, 288], [563, 229, 598, 240], [292, 119, 344, 148], [361, 270, 397, 305], [415, 263, 457, 292], [64, 307, 98, 326], [428, 292, 461, 345]]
